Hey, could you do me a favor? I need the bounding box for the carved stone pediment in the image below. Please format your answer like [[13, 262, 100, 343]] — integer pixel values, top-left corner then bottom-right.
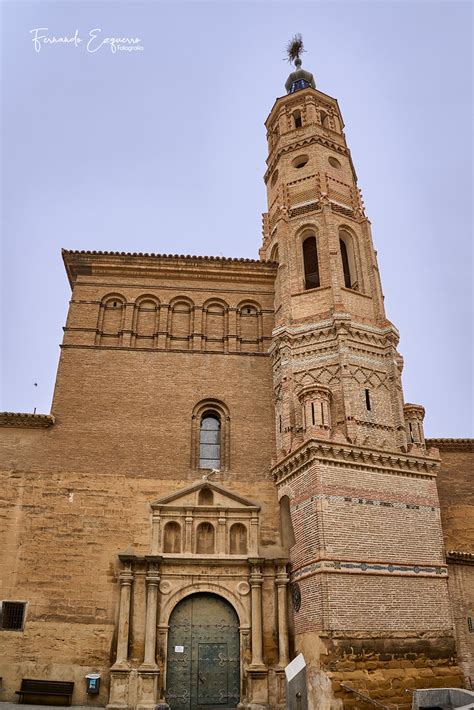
[[150, 481, 260, 558], [151, 480, 260, 512]]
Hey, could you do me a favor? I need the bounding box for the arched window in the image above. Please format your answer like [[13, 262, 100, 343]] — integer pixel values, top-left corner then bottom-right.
[[320, 110, 330, 128], [192, 399, 230, 471], [302, 235, 320, 289], [196, 522, 215, 554], [293, 110, 302, 129], [279, 496, 296, 549], [198, 488, 214, 506], [340, 238, 352, 288], [339, 229, 359, 291], [199, 411, 221, 469], [229, 523, 247, 554], [163, 521, 181, 553], [270, 243, 279, 263]]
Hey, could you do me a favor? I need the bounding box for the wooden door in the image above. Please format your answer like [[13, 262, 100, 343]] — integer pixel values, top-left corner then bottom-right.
[[166, 593, 240, 710]]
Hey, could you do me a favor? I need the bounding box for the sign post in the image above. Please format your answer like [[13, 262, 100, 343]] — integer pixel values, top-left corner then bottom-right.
[[284, 653, 308, 710]]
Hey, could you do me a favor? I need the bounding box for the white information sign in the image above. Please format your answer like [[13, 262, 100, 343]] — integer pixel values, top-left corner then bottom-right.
[[174, 645, 184, 653], [285, 653, 306, 682]]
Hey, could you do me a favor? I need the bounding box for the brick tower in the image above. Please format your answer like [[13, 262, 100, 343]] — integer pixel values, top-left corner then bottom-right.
[[259, 48, 461, 707]]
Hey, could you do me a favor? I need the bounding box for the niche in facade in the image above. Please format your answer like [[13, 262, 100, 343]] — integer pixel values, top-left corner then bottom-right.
[[163, 521, 182, 553], [196, 522, 215, 554], [229, 523, 247, 554]]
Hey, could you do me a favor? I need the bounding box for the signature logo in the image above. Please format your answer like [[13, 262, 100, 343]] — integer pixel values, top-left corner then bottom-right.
[[29, 28, 144, 54]]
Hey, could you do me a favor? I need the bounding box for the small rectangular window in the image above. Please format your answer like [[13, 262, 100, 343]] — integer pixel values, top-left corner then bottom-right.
[[1, 601, 26, 630], [468, 617, 474, 633], [311, 402, 315, 426], [365, 389, 371, 411]]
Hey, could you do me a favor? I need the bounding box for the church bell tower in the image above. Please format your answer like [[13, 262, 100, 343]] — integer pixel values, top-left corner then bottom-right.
[[261, 38, 460, 707]]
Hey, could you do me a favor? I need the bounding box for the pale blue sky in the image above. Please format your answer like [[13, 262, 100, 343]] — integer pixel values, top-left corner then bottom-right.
[[1, 0, 472, 436]]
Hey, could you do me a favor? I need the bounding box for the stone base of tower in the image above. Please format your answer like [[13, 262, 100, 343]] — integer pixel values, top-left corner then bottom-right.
[[295, 631, 463, 710]]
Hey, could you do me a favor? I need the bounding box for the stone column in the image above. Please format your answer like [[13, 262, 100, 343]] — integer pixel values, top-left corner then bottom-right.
[[184, 510, 193, 553], [141, 558, 161, 667], [114, 560, 134, 668], [275, 561, 290, 667], [137, 557, 162, 710], [249, 559, 264, 668], [217, 514, 227, 554], [107, 556, 134, 710], [151, 512, 161, 555], [249, 515, 259, 555]]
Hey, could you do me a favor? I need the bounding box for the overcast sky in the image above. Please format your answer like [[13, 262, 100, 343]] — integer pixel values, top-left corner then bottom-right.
[[0, 0, 472, 437]]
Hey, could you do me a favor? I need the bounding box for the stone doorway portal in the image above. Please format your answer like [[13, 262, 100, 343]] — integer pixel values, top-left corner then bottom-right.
[[166, 593, 240, 710]]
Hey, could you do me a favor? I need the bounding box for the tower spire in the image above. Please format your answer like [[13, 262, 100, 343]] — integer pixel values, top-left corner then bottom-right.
[[285, 34, 315, 93]]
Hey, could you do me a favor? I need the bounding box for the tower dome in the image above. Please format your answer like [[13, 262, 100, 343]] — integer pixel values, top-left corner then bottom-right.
[[285, 56, 316, 94]]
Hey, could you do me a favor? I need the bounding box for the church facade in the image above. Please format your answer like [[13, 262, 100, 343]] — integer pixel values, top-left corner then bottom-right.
[[1, 57, 472, 710]]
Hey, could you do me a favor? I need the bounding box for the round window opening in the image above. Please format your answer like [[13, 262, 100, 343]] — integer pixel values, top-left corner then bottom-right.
[[292, 155, 309, 169], [291, 582, 301, 612], [328, 156, 341, 169], [271, 169, 279, 186]]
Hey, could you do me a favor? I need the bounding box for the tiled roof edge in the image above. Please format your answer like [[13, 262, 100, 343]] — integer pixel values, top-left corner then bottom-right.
[[446, 550, 474, 564], [62, 249, 276, 266], [0, 412, 55, 428], [426, 438, 473, 450]]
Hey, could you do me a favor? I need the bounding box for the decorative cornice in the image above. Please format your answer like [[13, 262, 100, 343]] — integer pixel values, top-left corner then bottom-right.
[[290, 557, 448, 582], [151, 479, 260, 510], [62, 248, 271, 264], [446, 550, 474, 565], [426, 438, 474, 451], [272, 438, 440, 483], [0, 412, 55, 428], [62, 249, 277, 288], [272, 316, 399, 342]]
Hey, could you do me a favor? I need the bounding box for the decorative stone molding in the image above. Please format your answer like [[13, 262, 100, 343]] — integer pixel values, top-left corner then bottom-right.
[[446, 550, 474, 565], [291, 557, 448, 582], [62, 249, 277, 288], [0, 412, 55, 428], [151, 480, 260, 558], [426, 438, 474, 451], [272, 438, 440, 484]]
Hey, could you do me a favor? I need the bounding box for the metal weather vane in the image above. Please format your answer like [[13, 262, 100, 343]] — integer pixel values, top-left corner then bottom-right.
[[286, 34, 305, 65]]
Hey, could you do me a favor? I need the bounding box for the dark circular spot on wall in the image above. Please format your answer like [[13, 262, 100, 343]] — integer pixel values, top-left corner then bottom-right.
[[291, 582, 301, 612]]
